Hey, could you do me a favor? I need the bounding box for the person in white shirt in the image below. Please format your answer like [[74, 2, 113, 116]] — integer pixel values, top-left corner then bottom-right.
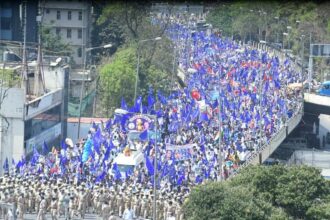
[[122, 204, 135, 220]]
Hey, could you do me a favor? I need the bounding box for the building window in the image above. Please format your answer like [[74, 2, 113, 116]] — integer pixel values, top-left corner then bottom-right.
[[0, 18, 11, 30], [78, 11, 82, 20], [67, 29, 71, 38], [78, 47, 82, 57], [46, 9, 50, 14], [68, 11, 71, 20], [56, 11, 61, 20], [78, 29, 82, 39], [56, 28, 61, 36]]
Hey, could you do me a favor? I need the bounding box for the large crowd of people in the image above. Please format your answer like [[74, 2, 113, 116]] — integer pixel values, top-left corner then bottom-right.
[[0, 15, 303, 220]]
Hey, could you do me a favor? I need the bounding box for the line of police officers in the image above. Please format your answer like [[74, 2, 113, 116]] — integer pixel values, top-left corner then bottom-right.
[[0, 175, 186, 220]]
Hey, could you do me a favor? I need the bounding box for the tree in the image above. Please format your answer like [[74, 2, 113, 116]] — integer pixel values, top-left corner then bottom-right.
[[183, 181, 288, 220], [183, 165, 330, 219], [274, 166, 329, 218], [40, 26, 72, 56], [94, 2, 176, 115], [306, 202, 330, 220], [99, 46, 136, 117], [230, 165, 286, 204]]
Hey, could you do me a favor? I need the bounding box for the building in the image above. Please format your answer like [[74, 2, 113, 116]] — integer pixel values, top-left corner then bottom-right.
[[41, 0, 93, 66], [0, 0, 38, 42], [0, 56, 69, 174]]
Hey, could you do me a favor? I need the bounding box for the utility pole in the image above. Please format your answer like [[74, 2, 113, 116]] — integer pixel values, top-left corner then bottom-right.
[[21, 0, 29, 98], [218, 76, 223, 181], [34, 1, 45, 96], [308, 32, 313, 93]]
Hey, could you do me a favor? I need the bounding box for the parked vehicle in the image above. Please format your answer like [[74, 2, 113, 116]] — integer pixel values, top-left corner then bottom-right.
[[318, 81, 330, 96]]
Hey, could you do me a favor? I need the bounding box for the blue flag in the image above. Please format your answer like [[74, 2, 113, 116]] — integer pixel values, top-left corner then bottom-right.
[[157, 91, 167, 105], [61, 140, 67, 151], [92, 127, 102, 155], [139, 130, 148, 141], [147, 88, 155, 111], [133, 96, 143, 113], [3, 157, 9, 172], [199, 112, 209, 122], [113, 163, 122, 180], [42, 141, 48, 155], [121, 97, 128, 110]]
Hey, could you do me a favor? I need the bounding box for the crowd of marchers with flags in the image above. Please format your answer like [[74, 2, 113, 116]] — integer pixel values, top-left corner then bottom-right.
[[2, 14, 303, 219]]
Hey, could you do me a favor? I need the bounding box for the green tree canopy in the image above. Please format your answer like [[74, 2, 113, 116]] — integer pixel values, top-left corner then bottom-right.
[[183, 181, 288, 220], [99, 46, 136, 116], [183, 165, 330, 219]]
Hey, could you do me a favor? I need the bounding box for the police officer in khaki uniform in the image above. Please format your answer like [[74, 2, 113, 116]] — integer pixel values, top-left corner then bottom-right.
[[16, 193, 25, 220], [36, 195, 47, 220], [78, 186, 88, 218], [50, 197, 58, 220]]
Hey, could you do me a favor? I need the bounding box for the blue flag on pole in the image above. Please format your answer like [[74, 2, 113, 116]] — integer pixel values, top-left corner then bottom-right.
[[121, 97, 128, 110], [147, 88, 155, 111], [113, 163, 122, 180], [92, 126, 102, 155], [61, 140, 67, 151], [157, 91, 167, 105], [2, 157, 9, 172], [42, 141, 48, 155]]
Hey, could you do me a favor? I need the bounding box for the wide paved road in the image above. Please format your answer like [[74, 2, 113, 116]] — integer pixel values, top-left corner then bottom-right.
[[24, 213, 100, 219]]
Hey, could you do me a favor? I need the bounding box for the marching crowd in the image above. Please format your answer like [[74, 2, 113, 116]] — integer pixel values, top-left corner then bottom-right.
[[0, 15, 303, 220]]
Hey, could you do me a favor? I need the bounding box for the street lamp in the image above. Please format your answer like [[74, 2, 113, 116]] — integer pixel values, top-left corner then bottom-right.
[[283, 32, 289, 52], [85, 43, 112, 52], [300, 34, 305, 94], [274, 16, 279, 43], [134, 37, 162, 102], [287, 26, 292, 50], [77, 43, 113, 140], [249, 10, 254, 42]]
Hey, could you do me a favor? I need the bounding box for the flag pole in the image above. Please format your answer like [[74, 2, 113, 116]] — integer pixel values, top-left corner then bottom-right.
[[152, 114, 158, 220], [218, 71, 223, 181]]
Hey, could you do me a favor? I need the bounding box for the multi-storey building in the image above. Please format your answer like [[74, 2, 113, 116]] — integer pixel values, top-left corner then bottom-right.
[[41, 0, 93, 66], [0, 1, 38, 42]]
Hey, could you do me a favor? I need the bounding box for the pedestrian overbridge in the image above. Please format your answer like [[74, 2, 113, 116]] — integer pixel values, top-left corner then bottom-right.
[[230, 108, 304, 178], [248, 109, 303, 165], [304, 93, 330, 115]]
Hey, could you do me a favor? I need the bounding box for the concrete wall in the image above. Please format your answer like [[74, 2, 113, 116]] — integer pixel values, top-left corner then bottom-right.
[[43, 65, 66, 91], [0, 88, 25, 174], [319, 114, 330, 148], [289, 150, 330, 169], [25, 88, 62, 120], [304, 93, 330, 107], [67, 121, 91, 144]]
